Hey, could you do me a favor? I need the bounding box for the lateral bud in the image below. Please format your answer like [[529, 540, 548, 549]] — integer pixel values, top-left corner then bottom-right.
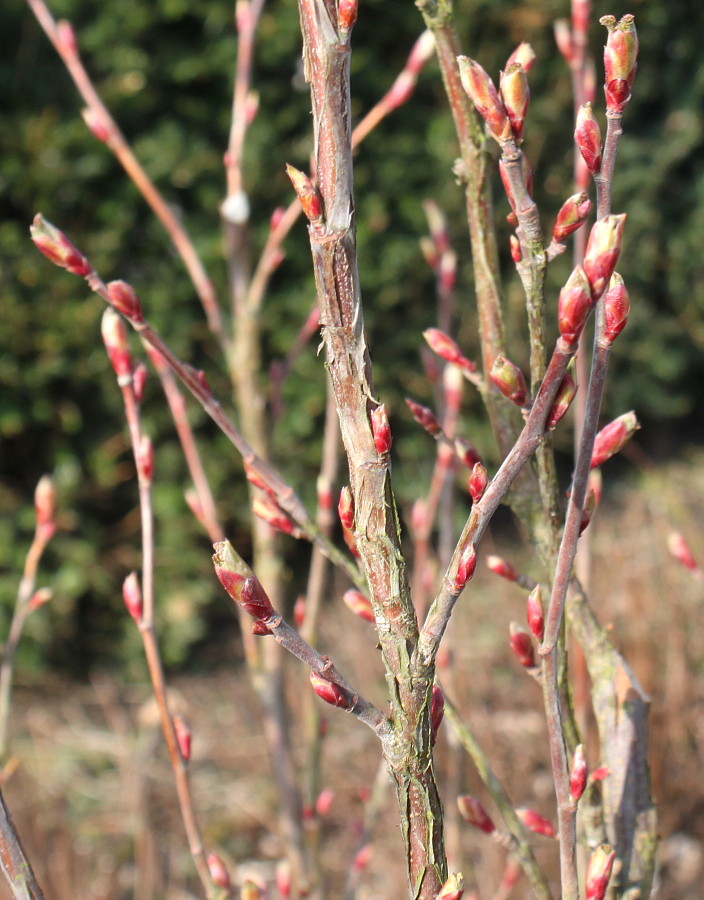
[[30, 214, 91, 276], [486, 555, 518, 582], [81, 107, 111, 143], [468, 462, 488, 504], [34, 475, 57, 531], [122, 572, 143, 622], [406, 399, 442, 436], [453, 545, 477, 593], [499, 62, 530, 142], [575, 104, 602, 175], [505, 42, 536, 73], [526, 585, 544, 641], [212, 540, 276, 620], [509, 622, 536, 669], [553, 192, 592, 243], [569, 743, 588, 803], [436, 872, 464, 900], [338, 486, 355, 530], [457, 56, 512, 144], [423, 328, 475, 372], [583, 214, 627, 299], [546, 368, 577, 431], [206, 853, 232, 891], [489, 356, 528, 407], [558, 265, 593, 346], [430, 684, 445, 745], [342, 589, 375, 624], [585, 844, 616, 900], [603, 272, 630, 344], [309, 671, 355, 710], [107, 280, 145, 322], [337, 0, 358, 35], [516, 807, 555, 838], [509, 234, 522, 263], [590, 411, 639, 469], [667, 531, 698, 572], [173, 715, 192, 763], [371, 403, 392, 454], [285, 164, 323, 225], [456, 795, 495, 834]]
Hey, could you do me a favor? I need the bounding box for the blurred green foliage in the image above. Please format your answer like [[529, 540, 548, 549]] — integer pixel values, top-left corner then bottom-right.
[[1, 0, 703, 671]]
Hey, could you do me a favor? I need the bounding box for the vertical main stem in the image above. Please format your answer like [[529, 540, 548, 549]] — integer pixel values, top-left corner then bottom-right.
[[296, 3, 445, 896]]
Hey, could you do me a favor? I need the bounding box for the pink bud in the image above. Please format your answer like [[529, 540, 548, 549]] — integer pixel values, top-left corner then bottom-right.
[[499, 62, 530, 142], [585, 844, 616, 900], [667, 532, 698, 572], [81, 107, 111, 143], [506, 42, 536, 74], [56, 20, 78, 55], [251, 620, 273, 636], [553, 192, 592, 243], [29, 588, 53, 611], [338, 486, 355, 531], [454, 437, 481, 469], [34, 475, 56, 530], [243, 459, 270, 493], [309, 671, 355, 710], [343, 589, 375, 623], [558, 265, 593, 345], [486, 555, 518, 582], [590, 411, 639, 469], [423, 328, 474, 371], [583, 214, 627, 299], [315, 787, 335, 817], [406, 30, 436, 76], [137, 436, 154, 484], [601, 15, 638, 112], [293, 595, 306, 628], [509, 623, 536, 668], [275, 863, 291, 899], [101, 308, 132, 378], [30, 214, 91, 276], [516, 807, 555, 838], [489, 356, 528, 407], [457, 795, 495, 834], [206, 853, 232, 890], [285, 164, 323, 224], [569, 743, 588, 802], [546, 369, 577, 431], [468, 462, 488, 504], [337, 0, 358, 34], [575, 104, 602, 175], [269, 206, 286, 232], [406, 399, 442, 436], [457, 56, 512, 144], [454, 545, 477, 592], [252, 495, 296, 536], [579, 487, 597, 535], [106, 280, 144, 322], [591, 766, 610, 783], [122, 572, 143, 622], [240, 577, 276, 620], [430, 684, 445, 745], [439, 251, 457, 294], [603, 273, 630, 344], [371, 404, 392, 454], [436, 873, 464, 900], [554, 19, 573, 63], [244, 90, 259, 126], [173, 715, 192, 763], [133, 363, 148, 403], [212, 541, 275, 620], [526, 585, 544, 641], [509, 234, 522, 263], [184, 489, 205, 526], [353, 844, 373, 872]]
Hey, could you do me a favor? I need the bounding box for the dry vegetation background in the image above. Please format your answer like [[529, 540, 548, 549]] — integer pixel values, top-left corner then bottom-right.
[[3, 452, 703, 899]]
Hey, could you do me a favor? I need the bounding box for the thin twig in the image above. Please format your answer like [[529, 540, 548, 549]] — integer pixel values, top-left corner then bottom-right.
[[0, 789, 45, 900]]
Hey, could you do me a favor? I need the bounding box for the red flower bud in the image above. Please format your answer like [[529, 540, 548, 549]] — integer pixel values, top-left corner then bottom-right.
[[553, 192, 592, 243], [486, 555, 518, 582], [406, 30, 436, 76], [436, 873, 464, 900], [309, 671, 355, 710], [353, 844, 373, 872], [516, 807, 555, 838], [558, 265, 593, 346], [30, 214, 91, 276], [423, 328, 475, 372], [56, 20, 78, 55], [206, 853, 232, 891], [122, 572, 143, 622], [526, 585, 544, 641], [430, 684, 445, 745], [338, 486, 355, 531], [500, 62, 530, 142], [490, 356, 528, 406], [590, 411, 639, 469], [570, 743, 588, 803], [107, 280, 144, 322], [371, 404, 392, 454], [554, 19, 573, 64], [457, 56, 512, 144], [406, 398, 442, 436], [667, 531, 698, 572], [457, 795, 495, 834], [601, 15, 638, 112], [133, 363, 148, 403], [590, 766, 610, 783], [315, 787, 335, 817], [505, 42, 536, 74], [285, 164, 323, 225], [509, 234, 522, 263], [468, 462, 488, 504], [583, 214, 627, 299], [252, 495, 297, 536], [546, 369, 577, 431], [575, 104, 602, 175], [509, 623, 536, 668], [453, 545, 477, 592], [343, 589, 375, 623], [34, 475, 56, 530], [173, 715, 192, 763], [29, 588, 53, 611], [603, 273, 630, 344], [212, 541, 275, 620], [137, 436, 154, 484], [454, 437, 481, 469], [81, 107, 111, 143], [101, 308, 132, 378], [585, 844, 616, 900], [337, 0, 358, 34]]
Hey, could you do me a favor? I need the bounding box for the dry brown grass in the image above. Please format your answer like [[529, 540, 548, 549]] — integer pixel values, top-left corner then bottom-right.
[[3, 454, 703, 899]]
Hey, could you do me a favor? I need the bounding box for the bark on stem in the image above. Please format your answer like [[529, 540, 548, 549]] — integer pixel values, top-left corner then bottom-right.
[[0, 790, 45, 900], [295, 2, 445, 895]]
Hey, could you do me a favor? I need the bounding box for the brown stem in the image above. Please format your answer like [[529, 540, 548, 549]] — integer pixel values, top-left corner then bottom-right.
[[0, 789, 45, 900]]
